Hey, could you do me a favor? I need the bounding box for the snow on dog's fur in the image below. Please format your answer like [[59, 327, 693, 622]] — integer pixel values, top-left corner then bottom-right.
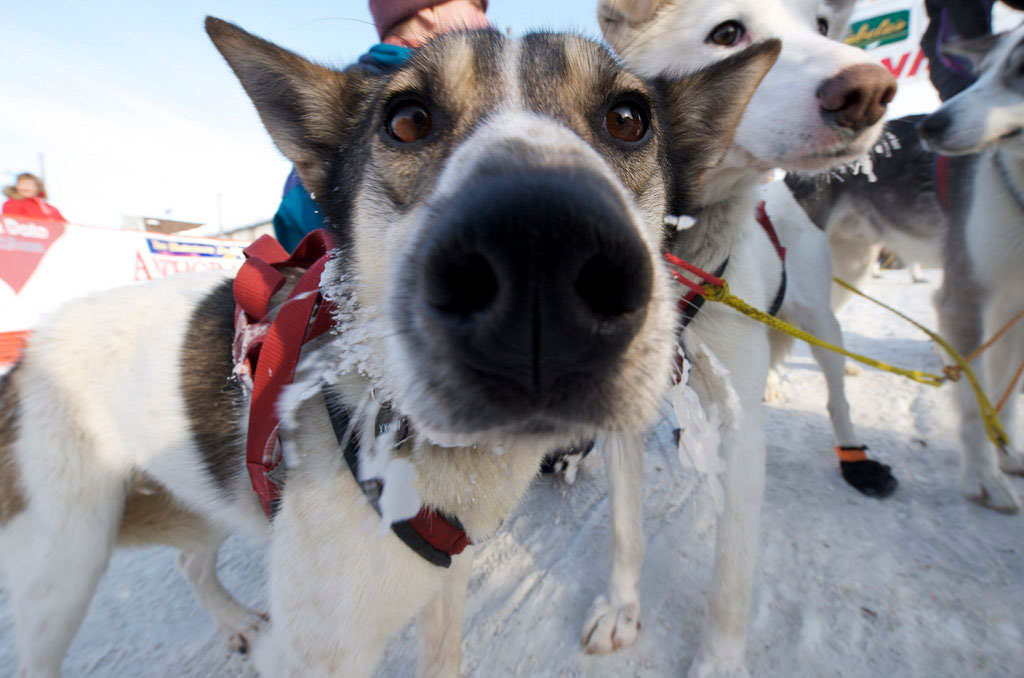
[[0, 18, 779, 677], [586, 1, 896, 676], [918, 22, 1024, 513]]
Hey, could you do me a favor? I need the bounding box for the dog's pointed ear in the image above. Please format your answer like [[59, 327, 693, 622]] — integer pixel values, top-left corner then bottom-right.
[[656, 39, 781, 215], [941, 31, 1006, 75], [205, 16, 365, 196], [598, 0, 664, 47]]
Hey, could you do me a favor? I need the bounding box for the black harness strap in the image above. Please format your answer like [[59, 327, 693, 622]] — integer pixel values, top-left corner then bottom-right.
[[322, 385, 461, 568], [767, 267, 787, 318]]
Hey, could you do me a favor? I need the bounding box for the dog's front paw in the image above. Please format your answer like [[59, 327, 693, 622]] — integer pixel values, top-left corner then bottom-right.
[[223, 611, 269, 655], [581, 595, 641, 654], [840, 459, 898, 498], [687, 655, 750, 678], [763, 369, 782, 402], [844, 362, 861, 377], [963, 468, 1020, 514]]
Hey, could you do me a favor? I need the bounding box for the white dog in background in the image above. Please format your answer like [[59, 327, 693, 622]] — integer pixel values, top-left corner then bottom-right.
[[584, 1, 896, 675]]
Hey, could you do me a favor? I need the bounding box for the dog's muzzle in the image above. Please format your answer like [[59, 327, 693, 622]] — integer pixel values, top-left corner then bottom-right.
[[410, 168, 651, 421]]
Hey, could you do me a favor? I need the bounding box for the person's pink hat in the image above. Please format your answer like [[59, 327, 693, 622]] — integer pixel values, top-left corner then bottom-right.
[[369, 0, 488, 39]]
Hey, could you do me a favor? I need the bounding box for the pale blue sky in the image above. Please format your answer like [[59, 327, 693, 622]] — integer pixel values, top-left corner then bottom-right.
[[1, 1, 600, 230]]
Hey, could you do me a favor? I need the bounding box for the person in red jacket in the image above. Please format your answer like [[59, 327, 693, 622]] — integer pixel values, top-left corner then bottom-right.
[[2, 173, 66, 222]]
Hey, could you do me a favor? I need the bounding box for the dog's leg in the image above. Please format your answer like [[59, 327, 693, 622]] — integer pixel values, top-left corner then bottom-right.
[[795, 302, 898, 497], [177, 533, 268, 655], [2, 481, 122, 677], [938, 281, 1021, 512], [416, 545, 472, 678], [982, 293, 1024, 475], [686, 320, 769, 678], [910, 261, 928, 283], [581, 430, 645, 654]]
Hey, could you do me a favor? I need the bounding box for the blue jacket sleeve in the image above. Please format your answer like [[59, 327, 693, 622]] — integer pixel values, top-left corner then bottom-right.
[[273, 170, 325, 252]]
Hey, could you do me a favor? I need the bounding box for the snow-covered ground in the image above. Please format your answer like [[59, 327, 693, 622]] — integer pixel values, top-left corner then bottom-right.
[[3, 268, 1023, 677]]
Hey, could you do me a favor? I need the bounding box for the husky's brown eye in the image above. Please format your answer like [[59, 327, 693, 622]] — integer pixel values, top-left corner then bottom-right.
[[817, 18, 829, 36], [707, 20, 744, 46], [605, 101, 648, 143], [387, 102, 432, 142]]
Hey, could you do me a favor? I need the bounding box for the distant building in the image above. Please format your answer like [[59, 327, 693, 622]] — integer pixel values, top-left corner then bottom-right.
[[136, 216, 274, 244], [217, 218, 274, 243], [123, 215, 205, 235]]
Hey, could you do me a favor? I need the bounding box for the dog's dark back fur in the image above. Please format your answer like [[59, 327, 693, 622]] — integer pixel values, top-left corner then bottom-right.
[[788, 113, 985, 351], [181, 280, 245, 491], [786, 115, 944, 240], [0, 365, 27, 523]]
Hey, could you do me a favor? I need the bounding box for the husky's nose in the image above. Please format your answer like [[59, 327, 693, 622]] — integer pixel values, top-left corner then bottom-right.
[[416, 169, 651, 400], [818, 63, 897, 131], [917, 111, 950, 145]]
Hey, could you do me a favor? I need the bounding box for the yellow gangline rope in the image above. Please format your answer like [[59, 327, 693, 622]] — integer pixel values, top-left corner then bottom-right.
[[695, 277, 1010, 449]]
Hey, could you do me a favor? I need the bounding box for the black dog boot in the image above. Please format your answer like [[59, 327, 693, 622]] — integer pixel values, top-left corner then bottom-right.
[[837, 445, 898, 498]]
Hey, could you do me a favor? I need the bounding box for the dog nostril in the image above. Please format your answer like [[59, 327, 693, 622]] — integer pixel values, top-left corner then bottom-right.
[[575, 254, 647, 317], [818, 64, 897, 130], [425, 252, 498, 317]]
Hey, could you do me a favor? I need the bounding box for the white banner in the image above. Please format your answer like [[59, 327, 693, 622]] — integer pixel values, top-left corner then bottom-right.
[[0, 216, 246, 363], [848, 0, 1023, 116]]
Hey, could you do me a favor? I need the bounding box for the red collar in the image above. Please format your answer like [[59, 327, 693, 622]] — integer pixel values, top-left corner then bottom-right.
[[232, 230, 469, 565], [755, 200, 786, 262]]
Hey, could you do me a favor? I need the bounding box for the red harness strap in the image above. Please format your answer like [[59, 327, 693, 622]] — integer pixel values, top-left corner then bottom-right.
[[233, 230, 471, 566], [664, 201, 787, 335], [235, 231, 336, 518], [755, 200, 786, 262]]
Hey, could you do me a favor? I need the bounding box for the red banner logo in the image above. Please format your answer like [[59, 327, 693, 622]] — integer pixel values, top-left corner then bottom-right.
[[0, 216, 66, 293]]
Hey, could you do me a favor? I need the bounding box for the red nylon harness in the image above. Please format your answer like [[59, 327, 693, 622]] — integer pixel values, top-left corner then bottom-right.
[[664, 200, 786, 320], [234, 231, 336, 517], [755, 200, 786, 262], [232, 230, 469, 564]]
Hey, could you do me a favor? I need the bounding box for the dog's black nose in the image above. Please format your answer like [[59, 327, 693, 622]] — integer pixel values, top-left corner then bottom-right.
[[917, 111, 950, 144], [818, 63, 897, 131], [416, 169, 651, 403]]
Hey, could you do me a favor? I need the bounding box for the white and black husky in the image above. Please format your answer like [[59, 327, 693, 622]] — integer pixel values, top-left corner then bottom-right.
[[0, 17, 780, 678], [585, 1, 896, 675], [918, 22, 1024, 513], [786, 114, 947, 310]]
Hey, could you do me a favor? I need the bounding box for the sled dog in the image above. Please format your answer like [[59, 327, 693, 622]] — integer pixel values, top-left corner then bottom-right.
[[586, 0, 896, 674], [918, 23, 1024, 513], [786, 114, 946, 309], [0, 18, 780, 677]]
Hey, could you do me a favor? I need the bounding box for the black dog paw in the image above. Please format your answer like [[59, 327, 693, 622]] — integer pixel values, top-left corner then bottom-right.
[[840, 459, 898, 498]]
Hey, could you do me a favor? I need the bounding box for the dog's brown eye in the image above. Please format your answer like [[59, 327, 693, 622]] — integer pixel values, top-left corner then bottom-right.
[[707, 21, 744, 47], [387, 102, 432, 142], [817, 18, 829, 36], [605, 102, 648, 143]]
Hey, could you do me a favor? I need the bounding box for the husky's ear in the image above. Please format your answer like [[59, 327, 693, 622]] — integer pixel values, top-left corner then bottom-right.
[[206, 17, 368, 197], [942, 32, 1006, 75], [598, 0, 664, 47], [656, 39, 781, 216]]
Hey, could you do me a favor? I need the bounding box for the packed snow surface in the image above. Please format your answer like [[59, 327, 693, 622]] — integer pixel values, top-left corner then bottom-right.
[[2, 269, 1023, 677]]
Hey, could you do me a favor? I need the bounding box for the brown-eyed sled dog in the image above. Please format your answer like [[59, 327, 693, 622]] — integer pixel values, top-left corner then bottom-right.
[[0, 18, 780, 677]]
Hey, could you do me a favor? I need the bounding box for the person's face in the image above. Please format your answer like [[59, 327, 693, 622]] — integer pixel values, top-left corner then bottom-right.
[[16, 177, 39, 199]]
